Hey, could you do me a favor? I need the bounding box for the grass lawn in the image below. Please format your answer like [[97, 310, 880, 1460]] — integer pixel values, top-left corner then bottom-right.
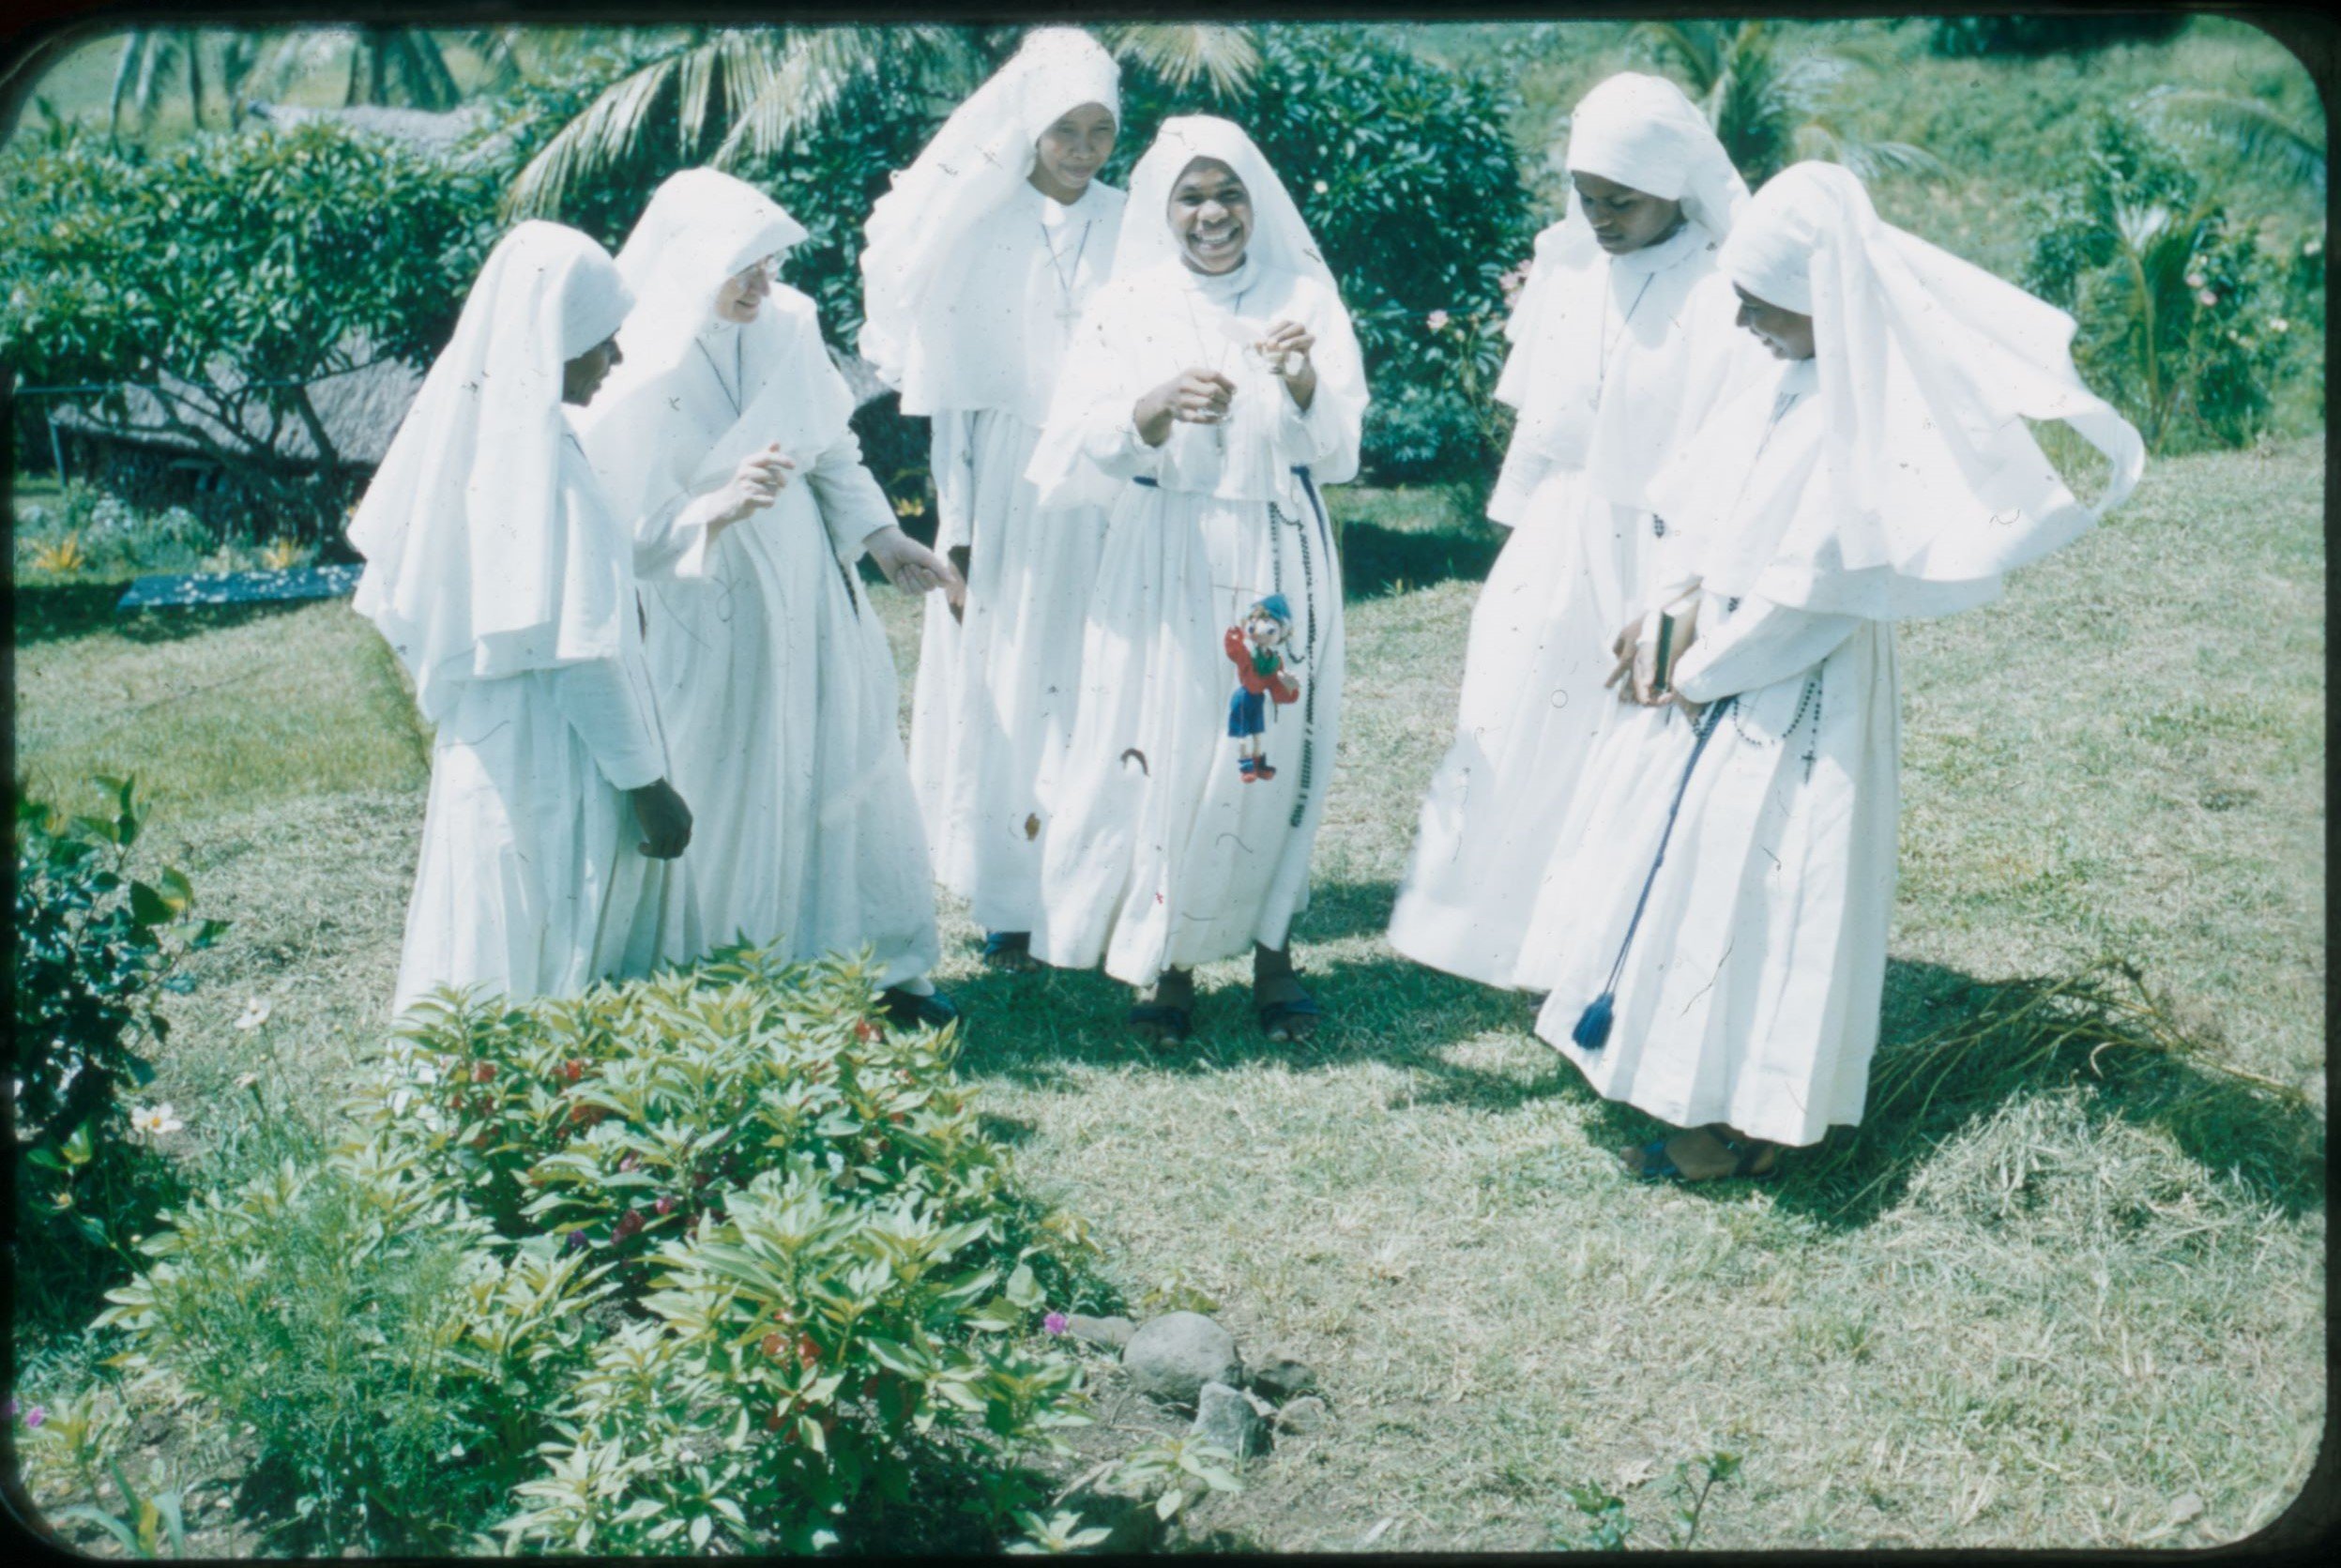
[[8, 441, 2326, 1550]]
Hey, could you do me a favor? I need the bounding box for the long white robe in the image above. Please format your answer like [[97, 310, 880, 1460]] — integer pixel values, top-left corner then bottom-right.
[[594, 293, 941, 987], [1389, 224, 1757, 989], [1030, 259, 1365, 986], [905, 179, 1124, 932], [392, 438, 695, 1013], [1528, 361, 1900, 1147]]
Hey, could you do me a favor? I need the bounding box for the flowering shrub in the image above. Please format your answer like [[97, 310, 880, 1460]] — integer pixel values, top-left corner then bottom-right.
[[11, 777, 223, 1317], [2026, 114, 2291, 453], [97, 948, 1098, 1555]]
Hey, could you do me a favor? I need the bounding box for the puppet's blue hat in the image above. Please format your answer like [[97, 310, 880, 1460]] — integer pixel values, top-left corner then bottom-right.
[[1254, 593, 1293, 623]]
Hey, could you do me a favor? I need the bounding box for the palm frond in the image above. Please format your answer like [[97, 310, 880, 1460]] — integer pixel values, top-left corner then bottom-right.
[[1101, 23, 1258, 99], [504, 47, 694, 218], [2137, 86, 2326, 195]]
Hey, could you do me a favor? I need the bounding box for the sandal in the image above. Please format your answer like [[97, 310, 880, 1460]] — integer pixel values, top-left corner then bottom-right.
[[881, 986, 961, 1031], [980, 931, 1039, 971], [1623, 1127, 1780, 1184], [1129, 971, 1194, 1045], [1254, 971, 1323, 1043]]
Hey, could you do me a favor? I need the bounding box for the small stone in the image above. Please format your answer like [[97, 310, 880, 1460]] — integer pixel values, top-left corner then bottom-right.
[[1192, 1379, 1269, 1457], [1064, 1313, 1138, 1350], [1274, 1394, 1329, 1434], [1245, 1353, 1317, 1403], [1122, 1311, 1242, 1407]]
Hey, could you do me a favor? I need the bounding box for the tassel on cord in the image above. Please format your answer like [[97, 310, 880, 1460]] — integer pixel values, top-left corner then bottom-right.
[[1571, 696, 1738, 1052]]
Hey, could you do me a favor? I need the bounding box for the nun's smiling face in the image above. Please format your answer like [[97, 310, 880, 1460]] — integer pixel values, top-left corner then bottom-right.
[[714, 257, 775, 324], [1031, 102, 1117, 203], [561, 334, 623, 405], [1733, 285, 1817, 360], [1573, 171, 1685, 253], [1168, 158, 1251, 274]]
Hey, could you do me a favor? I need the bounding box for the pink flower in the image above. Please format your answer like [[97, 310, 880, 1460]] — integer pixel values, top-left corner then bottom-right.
[[1425, 310, 1452, 334], [1043, 1312, 1069, 1336], [25, 1405, 45, 1428]]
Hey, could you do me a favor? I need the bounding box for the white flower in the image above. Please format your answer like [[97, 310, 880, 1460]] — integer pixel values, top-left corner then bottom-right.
[[130, 1104, 184, 1136], [2184, 270, 2207, 289], [1313, 179, 1329, 194], [234, 999, 272, 1031], [2272, 317, 2289, 333]]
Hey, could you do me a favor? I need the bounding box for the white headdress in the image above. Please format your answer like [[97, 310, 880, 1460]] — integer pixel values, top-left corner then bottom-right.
[[1492, 72, 1750, 504], [1688, 160, 2145, 619], [349, 220, 634, 723], [1108, 114, 1338, 290], [578, 169, 852, 528], [859, 26, 1120, 407]]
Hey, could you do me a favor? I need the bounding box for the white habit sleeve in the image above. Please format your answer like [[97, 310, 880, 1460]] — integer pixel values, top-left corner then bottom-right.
[[1670, 593, 1862, 704]]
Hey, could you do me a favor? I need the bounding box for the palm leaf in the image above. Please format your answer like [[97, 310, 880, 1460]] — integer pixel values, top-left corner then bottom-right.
[[504, 47, 696, 218], [2137, 86, 2326, 195], [1100, 23, 1258, 99]]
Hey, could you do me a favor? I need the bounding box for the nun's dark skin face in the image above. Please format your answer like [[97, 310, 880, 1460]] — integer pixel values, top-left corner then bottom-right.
[[1573, 171, 1686, 253], [561, 334, 623, 405], [1168, 158, 1252, 274], [1733, 285, 1817, 360], [1030, 102, 1117, 204]]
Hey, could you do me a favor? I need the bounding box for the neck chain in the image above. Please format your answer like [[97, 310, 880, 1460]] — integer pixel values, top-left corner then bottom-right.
[[696, 332, 743, 414], [1041, 215, 1095, 325], [1592, 260, 1662, 409]]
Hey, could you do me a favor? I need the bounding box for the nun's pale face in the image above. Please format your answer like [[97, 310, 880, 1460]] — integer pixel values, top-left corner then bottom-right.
[[561, 334, 624, 405], [1030, 102, 1117, 203], [1733, 285, 1817, 360], [714, 258, 775, 324], [1573, 171, 1685, 253], [1168, 158, 1251, 274]]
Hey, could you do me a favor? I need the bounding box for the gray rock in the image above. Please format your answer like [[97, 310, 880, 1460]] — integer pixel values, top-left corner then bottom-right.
[[1245, 1353, 1317, 1403], [1064, 1313, 1138, 1350], [1274, 1394, 1330, 1435], [1122, 1311, 1242, 1407], [1192, 1379, 1269, 1457]]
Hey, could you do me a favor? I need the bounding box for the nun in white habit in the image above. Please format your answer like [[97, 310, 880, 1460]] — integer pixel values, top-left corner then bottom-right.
[[351, 221, 697, 1016], [1025, 116, 1367, 1042], [577, 169, 963, 1026], [1528, 161, 2144, 1180], [861, 30, 1128, 967], [1388, 72, 1766, 992]]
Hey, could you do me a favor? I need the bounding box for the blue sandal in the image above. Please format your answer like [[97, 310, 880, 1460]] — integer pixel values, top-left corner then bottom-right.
[[981, 930, 1038, 970]]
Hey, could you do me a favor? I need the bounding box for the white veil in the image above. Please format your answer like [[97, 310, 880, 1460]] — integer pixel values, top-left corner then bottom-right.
[[859, 26, 1121, 412], [1685, 160, 2146, 620], [1491, 71, 1749, 510], [349, 220, 634, 723], [578, 168, 850, 530]]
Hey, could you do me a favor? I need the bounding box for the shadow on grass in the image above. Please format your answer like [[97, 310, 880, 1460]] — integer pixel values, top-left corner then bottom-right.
[[950, 911, 2323, 1231], [1562, 956, 2326, 1229], [9, 578, 331, 648], [1339, 517, 1503, 601]]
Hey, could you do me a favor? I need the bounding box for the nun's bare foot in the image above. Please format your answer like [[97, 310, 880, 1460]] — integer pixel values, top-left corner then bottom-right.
[[1619, 1124, 1780, 1183]]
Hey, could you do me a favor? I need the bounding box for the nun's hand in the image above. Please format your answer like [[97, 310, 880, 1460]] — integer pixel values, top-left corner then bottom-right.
[[1605, 616, 1645, 702], [1136, 369, 1237, 446], [1260, 320, 1318, 407], [631, 778, 692, 860], [865, 525, 965, 603], [711, 445, 794, 534]]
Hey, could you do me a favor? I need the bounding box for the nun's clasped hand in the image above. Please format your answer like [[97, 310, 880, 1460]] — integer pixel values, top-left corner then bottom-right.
[[1257, 318, 1317, 402], [864, 524, 968, 610]]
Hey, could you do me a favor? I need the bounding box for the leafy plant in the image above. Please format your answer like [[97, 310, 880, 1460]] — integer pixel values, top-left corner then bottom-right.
[[0, 120, 500, 540], [1553, 1481, 1633, 1550], [1926, 16, 2189, 59], [99, 947, 1098, 1556], [1667, 1449, 1741, 1548], [2136, 85, 2326, 198], [10, 777, 224, 1317], [1102, 1434, 1244, 1528], [2026, 114, 2288, 452]]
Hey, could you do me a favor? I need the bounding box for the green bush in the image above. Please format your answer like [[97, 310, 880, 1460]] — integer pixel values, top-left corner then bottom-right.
[[1926, 16, 2189, 59], [2026, 114, 2291, 453], [0, 121, 500, 540], [10, 777, 223, 1318], [98, 949, 1097, 1556]]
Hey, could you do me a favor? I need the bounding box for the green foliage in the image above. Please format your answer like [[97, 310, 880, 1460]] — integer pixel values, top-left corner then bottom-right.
[[2025, 114, 2291, 452], [96, 949, 1097, 1556], [11, 777, 223, 1316], [1926, 17, 2188, 59], [9, 481, 213, 578], [0, 120, 499, 537]]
